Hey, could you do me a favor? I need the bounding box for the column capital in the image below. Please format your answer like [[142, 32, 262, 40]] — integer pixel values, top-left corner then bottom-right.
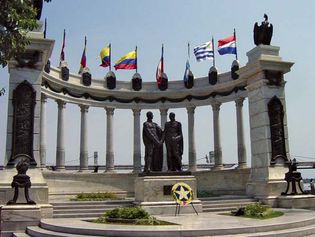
[[105, 107, 115, 115], [132, 108, 141, 116], [186, 106, 196, 114], [56, 99, 66, 109], [79, 104, 89, 113], [211, 102, 221, 111], [159, 108, 169, 116], [235, 97, 245, 107], [41, 94, 47, 103]]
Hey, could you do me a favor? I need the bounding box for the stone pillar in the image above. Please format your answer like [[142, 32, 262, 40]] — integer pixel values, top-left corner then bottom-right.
[[187, 106, 196, 171], [40, 94, 47, 168], [237, 45, 294, 202], [160, 108, 168, 171], [105, 107, 115, 172], [56, 100, 66, 170], [79, 105, 89, 171], [235, 97, 247, 168], [212, 102, 223, 170], [133, 108, 142, 173]]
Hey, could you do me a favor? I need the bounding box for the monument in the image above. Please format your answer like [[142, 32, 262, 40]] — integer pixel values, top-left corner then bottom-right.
[[135, 112, 201, 215]]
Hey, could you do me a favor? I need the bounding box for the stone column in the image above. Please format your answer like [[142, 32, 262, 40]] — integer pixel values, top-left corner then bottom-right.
[[237, 45, 294, 200], [105, 107, 115, 172], [212, 102, 223, 170], [40, 94, 47, 168], [235, 98, 247, 168], [79, 105, 89, 171], [56, 100, 66, 170], [132, 108, 142, 173], [187, 106, 196, 171], [160, 108, 168, 171]]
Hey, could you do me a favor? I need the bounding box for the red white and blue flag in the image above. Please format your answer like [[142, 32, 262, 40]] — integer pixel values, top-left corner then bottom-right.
[[217, 35, 237, 55], [156, 45, 164, 86], [78, 36, 87, 74]]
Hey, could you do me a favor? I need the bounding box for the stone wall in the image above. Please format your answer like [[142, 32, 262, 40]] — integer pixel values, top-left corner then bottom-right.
[[43, 169, 250, 198]]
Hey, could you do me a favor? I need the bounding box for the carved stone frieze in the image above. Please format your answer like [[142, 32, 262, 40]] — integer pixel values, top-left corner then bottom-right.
[[8, 81, 37, 166], [268, 96, 288, 164]]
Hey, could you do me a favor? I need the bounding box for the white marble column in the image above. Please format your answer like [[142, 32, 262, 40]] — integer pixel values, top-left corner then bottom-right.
[[40, 94, 47, 168], [132, 108, 142, 173], [212, 102, 223, 170], [187, 106, 197, 171], [79, 105, 89, 171], [235, 98, 247, 168], [160, 108, 168, 171], [56, 100, 66, 170], [105, 107, 115, 172]]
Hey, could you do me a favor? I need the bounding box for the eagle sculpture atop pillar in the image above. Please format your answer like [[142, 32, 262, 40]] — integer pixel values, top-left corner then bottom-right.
[[254, 14, 273, 46]]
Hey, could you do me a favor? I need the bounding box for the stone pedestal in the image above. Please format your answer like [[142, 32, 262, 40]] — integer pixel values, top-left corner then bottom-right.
[[134, 175, 202, 215], [277, 195, 315, 209], [0, 204, 53, 237]]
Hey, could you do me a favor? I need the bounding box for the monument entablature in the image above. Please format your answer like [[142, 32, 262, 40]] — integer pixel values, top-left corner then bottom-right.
[[41, 65, 248, 109]]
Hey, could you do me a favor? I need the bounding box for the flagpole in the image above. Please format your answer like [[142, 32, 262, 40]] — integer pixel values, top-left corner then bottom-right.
[[234, 28, 238, 61], [135, 46, 138, 73], [212, 37, 216, 67], [44, 18, 47, 38], [188, 42, 190, 59], [109, 43, 111, 71], [162, 43, 164, 74]]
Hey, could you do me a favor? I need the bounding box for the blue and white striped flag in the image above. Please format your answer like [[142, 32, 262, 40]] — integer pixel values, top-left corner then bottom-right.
[[193, 41, 214, 62]]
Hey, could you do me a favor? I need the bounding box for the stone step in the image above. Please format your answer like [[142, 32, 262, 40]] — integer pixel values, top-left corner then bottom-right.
[[224, 223, 315, 237], [202, 201, 257, 208], [202, 206, 238, 212], [27, 226, 99, 237], [51, 200, 133, 206], [29, 215, 315, 237], [53, 212, 104, 218], [54, 208, 108, 214], [12, 233, 31, 237], [200, 198, 257, 204], [53, 203, 131, 210]]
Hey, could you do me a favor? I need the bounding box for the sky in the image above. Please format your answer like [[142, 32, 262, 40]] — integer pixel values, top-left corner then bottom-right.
[[1, 0, 315, 178]]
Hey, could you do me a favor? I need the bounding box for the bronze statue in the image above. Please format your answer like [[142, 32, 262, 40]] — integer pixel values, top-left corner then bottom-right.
[[7, 158, 36, 205], [163, 112, 183, 171], [254, 14, 273, 46], [142, 111, 163, 172], [281, 158, 306, 195]]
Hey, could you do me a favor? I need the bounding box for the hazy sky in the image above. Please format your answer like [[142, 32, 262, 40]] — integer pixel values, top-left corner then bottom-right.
[[1, 1, 315, 177]]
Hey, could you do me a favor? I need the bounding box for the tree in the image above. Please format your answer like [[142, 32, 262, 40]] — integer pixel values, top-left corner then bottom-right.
[[0, 0, 51, 68]]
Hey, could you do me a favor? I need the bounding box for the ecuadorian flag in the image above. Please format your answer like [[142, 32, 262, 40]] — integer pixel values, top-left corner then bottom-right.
[[100, 45, 110, 68], [114, 50, 137, 70]]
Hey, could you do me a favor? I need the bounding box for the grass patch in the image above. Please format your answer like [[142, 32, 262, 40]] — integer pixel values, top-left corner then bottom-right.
[[92, 207, 176, 225], [71, 192, 123, 201], [227, 203, 284, 220]]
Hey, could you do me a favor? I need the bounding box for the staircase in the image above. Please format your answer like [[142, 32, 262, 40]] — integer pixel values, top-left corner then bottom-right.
[[52, 199, 134, 218], [200, 195, 258, 212]]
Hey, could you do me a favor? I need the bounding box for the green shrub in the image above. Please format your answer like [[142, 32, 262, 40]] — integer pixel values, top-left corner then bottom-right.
[[244, 203, 269, 218], [104, 207, 150, 220], [71, 192, 121, 201]]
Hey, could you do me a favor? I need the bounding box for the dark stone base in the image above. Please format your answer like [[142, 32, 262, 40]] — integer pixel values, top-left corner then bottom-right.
[[138, 171, 192, 177]]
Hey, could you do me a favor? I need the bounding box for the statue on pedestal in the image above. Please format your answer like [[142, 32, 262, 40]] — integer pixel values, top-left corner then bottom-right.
[[163, 112, 183, 171], [254, 14, 273, 46], [142, 111, 163, 172]]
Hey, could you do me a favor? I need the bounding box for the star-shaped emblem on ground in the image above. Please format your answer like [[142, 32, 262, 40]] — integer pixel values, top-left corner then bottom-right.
[[175, 186, 190, 201]]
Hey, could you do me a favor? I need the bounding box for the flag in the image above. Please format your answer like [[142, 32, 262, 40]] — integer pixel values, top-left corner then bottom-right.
[[156, 45, 164, 85], [114, 50, 137, 70], [78, 36, 87, 74], [59, 29, 65, 66], [193, 41, 214, 62], [100, 44, 111, 68], [218, 34, 236, 55], [183, 60, 190, 82]]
